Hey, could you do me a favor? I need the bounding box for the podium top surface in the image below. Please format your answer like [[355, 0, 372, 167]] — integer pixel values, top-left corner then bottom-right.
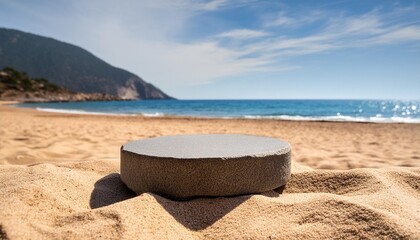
[[122, 134, 290, 159]]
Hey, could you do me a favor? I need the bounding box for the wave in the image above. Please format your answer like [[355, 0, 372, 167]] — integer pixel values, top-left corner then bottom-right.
[[35, 108, 136, 116], [36, 107, 167, 117], [141, 112, 165, 117], [35, 108, 420, 123], [241, 115, 420, 123]]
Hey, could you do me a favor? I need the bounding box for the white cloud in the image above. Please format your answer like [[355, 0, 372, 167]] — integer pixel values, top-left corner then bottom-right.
[[78, 4, 420, 89], [197, 0, 228, 11], [216, 29, 271, 39], [105, 38, 272, 86], [69, 8, 271, 87], [265, 10, 325, 28], [237, 9, 420, 58], [367, 26, 420, 44], [267, 13, 294, 27], [325, 12, 385, 36]]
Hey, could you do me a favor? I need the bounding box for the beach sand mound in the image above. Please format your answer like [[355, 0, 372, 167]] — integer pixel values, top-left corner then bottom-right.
[[0, 160, 419, 239]]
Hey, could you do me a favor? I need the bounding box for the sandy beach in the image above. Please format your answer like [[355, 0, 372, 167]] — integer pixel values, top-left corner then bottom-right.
[[1, 103, 419, 239]]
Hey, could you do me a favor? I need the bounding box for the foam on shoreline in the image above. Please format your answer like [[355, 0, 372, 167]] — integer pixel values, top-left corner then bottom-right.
[[242, 114, 420, 123], [34, 107, 420, 123], [36, 107, 131, 116]]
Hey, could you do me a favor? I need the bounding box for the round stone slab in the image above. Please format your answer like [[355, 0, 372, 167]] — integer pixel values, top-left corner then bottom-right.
[[120, 134, 291, 199]]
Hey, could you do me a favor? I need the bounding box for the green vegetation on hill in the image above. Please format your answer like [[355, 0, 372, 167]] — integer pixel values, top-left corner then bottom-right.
[[0, 67, 122, 102], [0, 67, 67, 93], [0, 28, 173, 100]]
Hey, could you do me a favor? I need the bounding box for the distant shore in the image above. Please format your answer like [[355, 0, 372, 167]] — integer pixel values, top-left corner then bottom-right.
[[13, 99, 420, 124], [0, 93, 130, 103], [0, 67, 132, 103]]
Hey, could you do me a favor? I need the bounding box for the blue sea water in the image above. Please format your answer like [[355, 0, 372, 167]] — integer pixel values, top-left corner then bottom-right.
[[17, 100, 420, 123]]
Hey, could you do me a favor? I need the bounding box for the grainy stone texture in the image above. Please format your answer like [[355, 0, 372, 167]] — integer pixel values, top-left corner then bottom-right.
[[120, 134, 291, 199]]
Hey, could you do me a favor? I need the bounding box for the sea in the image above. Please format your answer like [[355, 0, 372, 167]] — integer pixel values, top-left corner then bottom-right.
[[17, 99, 420, 123]]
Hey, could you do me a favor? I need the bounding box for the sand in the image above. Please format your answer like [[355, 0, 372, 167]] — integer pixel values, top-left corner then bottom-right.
[[0, 103, 419, 239]]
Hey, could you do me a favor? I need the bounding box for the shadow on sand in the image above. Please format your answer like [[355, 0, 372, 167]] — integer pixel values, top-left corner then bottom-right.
[[152, 190, 281, 231], [90, 173, 136, 209], [90, 173, 285, 230]]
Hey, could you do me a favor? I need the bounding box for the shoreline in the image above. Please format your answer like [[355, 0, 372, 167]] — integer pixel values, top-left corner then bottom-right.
[[0, 100, 19, 105], [10, 101, 420, 124]]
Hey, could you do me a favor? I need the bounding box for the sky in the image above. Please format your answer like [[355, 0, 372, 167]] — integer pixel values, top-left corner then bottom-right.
[[0, 0, 419, 100]]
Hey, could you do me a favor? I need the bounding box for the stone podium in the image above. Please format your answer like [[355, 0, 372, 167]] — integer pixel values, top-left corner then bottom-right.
[[120, 134, 291, 199]]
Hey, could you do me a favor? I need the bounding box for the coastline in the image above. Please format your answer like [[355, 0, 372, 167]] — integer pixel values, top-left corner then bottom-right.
[[15, 100, 420, 124], [1, 102, 420, 239], [34, 106, 420, 123], [0, 100, 19, 105]]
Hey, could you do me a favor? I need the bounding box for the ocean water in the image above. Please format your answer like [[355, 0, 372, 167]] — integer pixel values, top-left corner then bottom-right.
[[18, 100, 420, 123]]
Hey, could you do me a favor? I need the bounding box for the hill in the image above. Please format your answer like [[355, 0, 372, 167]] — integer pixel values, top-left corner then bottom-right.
[[0, 28, 173, 100], [0, 67, 121, 102]]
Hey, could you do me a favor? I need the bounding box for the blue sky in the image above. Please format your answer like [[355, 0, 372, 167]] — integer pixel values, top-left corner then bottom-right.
[[1, 0, 419, 99]]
